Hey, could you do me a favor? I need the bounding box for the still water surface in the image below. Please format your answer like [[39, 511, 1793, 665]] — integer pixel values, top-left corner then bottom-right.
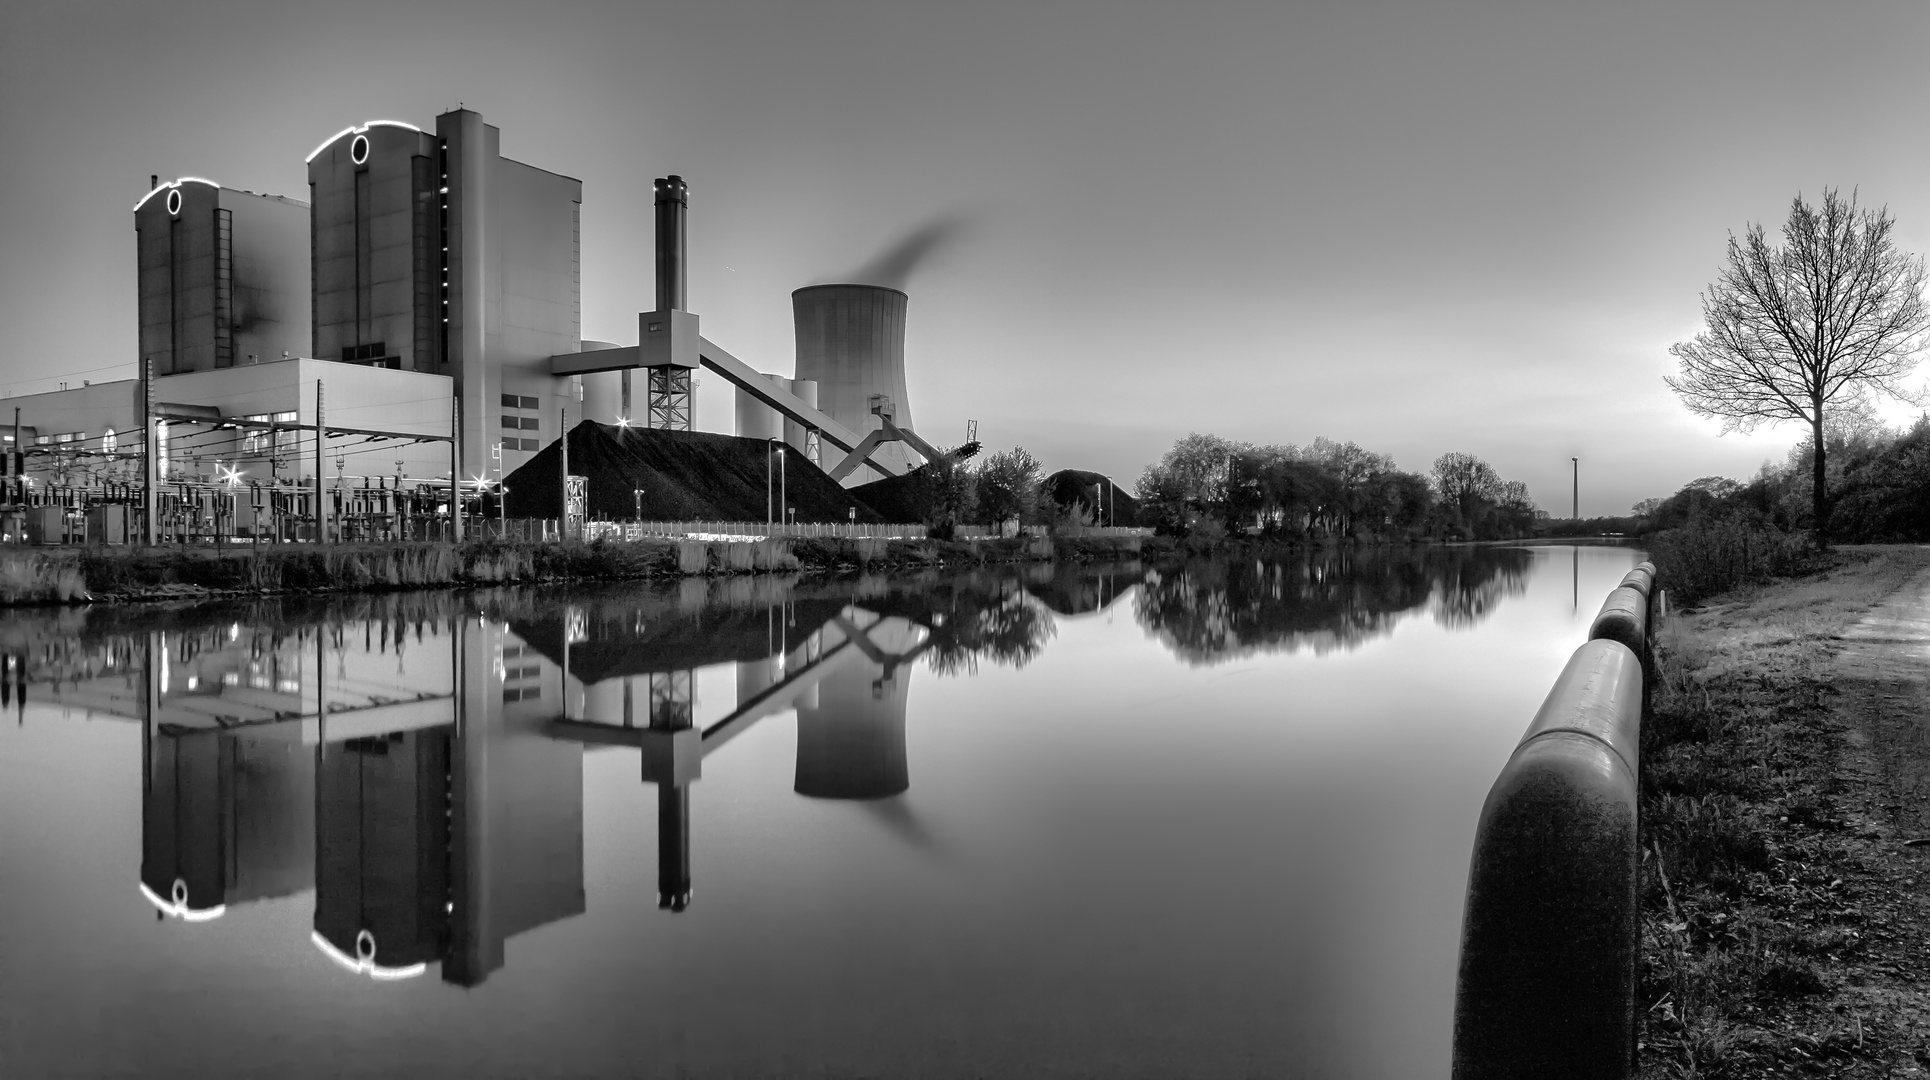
[[0, 544, 1641, 1078]]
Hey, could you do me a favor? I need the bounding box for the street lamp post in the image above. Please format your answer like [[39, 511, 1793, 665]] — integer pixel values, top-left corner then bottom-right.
[[1572, 457, 1579, 521], [778, 447, 786, 536], [766, 438, 777, 534], [633, 488, 643, 523]]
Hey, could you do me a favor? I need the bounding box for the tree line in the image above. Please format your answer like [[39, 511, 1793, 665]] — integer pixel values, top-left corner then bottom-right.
[[1637, 402, 1930, 543], [1133, 433, 1541, 541]]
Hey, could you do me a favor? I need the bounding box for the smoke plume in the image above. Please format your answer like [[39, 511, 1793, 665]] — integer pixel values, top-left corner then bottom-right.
[[833, 215, 969, 291]]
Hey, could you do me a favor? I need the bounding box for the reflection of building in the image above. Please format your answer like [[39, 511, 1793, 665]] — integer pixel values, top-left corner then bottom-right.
[[314, 728, 452, 973], [73, 616, 585, 986], [29, 573, 1083, 979], [312, 619, 585, 986], [142, 727, 314, 920]]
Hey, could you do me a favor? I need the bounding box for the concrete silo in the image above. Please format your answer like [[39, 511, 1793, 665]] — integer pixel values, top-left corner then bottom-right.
[[792, 285, 914, 485], [734, 374, 820, 462]]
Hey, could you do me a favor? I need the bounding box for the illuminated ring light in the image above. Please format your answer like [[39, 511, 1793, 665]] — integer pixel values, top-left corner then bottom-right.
[[311, 930, 427, 981], [350, 134, 370, 165], [165, 188, 182, 215], [137, 879, 226, 922]]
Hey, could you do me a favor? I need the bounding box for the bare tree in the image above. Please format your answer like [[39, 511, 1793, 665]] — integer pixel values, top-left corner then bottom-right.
[[1668, 188, 1930, 545], [1431, 451, 1502, 522]]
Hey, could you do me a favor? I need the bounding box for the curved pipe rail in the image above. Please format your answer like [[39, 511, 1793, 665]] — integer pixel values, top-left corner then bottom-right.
[[1453, 558, 1657, 1080]]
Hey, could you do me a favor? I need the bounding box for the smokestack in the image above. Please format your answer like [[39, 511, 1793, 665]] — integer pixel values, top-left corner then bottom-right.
[[653, 175, 687, 311], [793, 284, 913, 484], [150, 175, 159, 190]]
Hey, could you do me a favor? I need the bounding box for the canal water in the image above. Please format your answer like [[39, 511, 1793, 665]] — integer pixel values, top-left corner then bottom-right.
[[0, 544, 1642, 1078]]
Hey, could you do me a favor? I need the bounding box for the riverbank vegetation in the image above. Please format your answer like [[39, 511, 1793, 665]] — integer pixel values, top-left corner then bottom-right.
[[1639, 546, 1930, 1077], [1131, 433, 1544, 542], [0, 532, 1163, 605]]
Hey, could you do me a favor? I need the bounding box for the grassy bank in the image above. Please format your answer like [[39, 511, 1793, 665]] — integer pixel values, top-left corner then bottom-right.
[[1639, 545, 1930, 1077], [0, 532, 1164, 605]]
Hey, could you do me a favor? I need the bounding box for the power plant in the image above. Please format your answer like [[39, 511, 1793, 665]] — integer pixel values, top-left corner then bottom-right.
[[1, 107, 963, 543]]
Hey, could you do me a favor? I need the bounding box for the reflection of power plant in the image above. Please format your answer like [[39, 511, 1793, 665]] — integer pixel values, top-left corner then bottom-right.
[[117, 617, 584, 985], [142, 715, 314, 920], [545, 593, 930, 911], [21, 567, 1126, 986]]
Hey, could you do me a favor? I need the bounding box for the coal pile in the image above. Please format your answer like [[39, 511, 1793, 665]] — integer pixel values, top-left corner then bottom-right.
[[1044, 469, 1139, 526], [503, 422, 883, 523]]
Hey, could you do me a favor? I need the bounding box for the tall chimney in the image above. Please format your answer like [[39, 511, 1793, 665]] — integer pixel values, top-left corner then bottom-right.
[[150, 175, 159, 190], [654, 175, 687, 311]]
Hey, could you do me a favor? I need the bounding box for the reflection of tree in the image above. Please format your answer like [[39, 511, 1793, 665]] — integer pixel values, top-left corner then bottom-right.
[[855, 573, 1058, 677], [922, 590, 1055, 677], [1431, 553, 1531, 629], [1136, 547, 1533, 665]]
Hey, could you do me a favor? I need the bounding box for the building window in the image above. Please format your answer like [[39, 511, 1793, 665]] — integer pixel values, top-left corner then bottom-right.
[[502, 415, 520, 430], [342, 343, 397, 368], [519, 417, 539, 431], [519, 439, 539, 451]]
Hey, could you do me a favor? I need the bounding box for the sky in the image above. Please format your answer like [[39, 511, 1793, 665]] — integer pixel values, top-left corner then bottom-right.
[[6, 0, 1930, 516]]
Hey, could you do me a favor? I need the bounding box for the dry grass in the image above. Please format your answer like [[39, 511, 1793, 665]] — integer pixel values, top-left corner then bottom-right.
[[1638, 544, 1930, 1077]]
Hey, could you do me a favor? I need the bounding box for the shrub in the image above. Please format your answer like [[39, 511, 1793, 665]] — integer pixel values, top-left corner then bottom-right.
[[1648, 519, 1819, 605]]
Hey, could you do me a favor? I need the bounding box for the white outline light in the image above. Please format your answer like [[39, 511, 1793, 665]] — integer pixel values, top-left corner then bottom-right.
[[309, 930, 427, 981], [132, 176, 221, 213], [350, 135, 369, 165], [165, 188, 181, 215], [305, 119, 425, 164], [138, 880, 226, 923]]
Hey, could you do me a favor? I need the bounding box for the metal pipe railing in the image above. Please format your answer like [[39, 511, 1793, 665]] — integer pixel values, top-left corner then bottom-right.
[[1453, 559, 1656, 1079]]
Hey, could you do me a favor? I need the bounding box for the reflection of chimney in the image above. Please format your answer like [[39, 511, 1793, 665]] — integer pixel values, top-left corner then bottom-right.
[[793, 285, 913, 484], [794, 661, 910, 799], [658, 786, 691, 911]]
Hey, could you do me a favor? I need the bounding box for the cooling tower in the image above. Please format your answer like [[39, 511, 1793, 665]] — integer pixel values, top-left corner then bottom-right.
[[793, 284, 914, 485]]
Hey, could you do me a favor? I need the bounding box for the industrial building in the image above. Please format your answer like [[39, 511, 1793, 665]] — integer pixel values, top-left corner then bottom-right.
[[1, 106, 950, 542]]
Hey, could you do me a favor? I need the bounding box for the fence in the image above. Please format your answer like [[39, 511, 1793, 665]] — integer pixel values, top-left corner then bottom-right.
[[573, 520, 930, 543], [948, 524, 1153, 540], [1452, 560, 1657, 1079]]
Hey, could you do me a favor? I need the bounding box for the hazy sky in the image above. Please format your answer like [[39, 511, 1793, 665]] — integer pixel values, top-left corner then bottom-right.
[[7, 0, 1930, 515]]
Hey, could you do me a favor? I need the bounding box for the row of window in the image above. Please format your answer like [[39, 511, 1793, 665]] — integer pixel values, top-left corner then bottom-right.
[[240, 412, 300, 456], [500, 438, 539, 452]]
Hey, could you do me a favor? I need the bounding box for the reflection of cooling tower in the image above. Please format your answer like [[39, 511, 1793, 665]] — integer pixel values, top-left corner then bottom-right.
[[794, 662, 910, 799], [793, 284, 913, 485]]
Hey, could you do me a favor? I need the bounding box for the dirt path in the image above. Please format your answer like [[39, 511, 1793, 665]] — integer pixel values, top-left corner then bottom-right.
[[1639, 549, 1930, 1077], [1823, 566, 1930, 1069]]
